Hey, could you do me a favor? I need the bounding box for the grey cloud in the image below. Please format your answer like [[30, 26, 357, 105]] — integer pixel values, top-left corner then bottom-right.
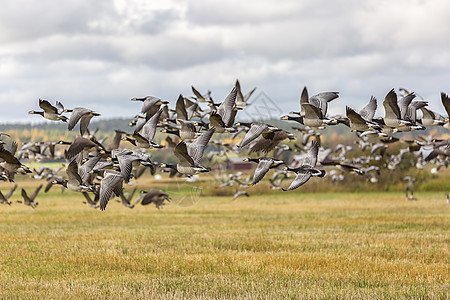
[[0, 0, 118, 42], [116, 35, 229, 70], [136, 9, 181, 35], [13, 35, 124, 64], [1, 0, 450, 123]]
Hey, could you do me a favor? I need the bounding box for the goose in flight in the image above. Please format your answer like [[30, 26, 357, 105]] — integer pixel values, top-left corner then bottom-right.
[[18, 185, 43, 208], [345, 106, 381, 132], [244, 157, 284, 185], [382, 89, 414, 129], [283, 141, 326, 191], [131, 96, 168, 115], [66, 107, 100, 137], [0, 146, 31, 181], [174, 128, 215, 175], [232, 190, 249, 201], [301, 103, 337, 128], [136, 189, 171, 209], [99, 170, 124, 211], [212, 85, 238, 129], [0, 184, 17, 205], [441, 92, 450, 130], [56, 159, 95, 193], [28, 99, 68, 122], [291, 86, 339, 117], [235, 79, 256, 107], [236, 122, 275, 149], [249, 129, 295, 154]]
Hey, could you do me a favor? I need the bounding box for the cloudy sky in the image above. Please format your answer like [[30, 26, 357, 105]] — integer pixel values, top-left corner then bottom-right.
[[1, 0, 450, 123]]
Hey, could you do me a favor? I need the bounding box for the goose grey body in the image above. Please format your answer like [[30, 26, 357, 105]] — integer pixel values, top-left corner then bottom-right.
[[137, 189, 170, 208], [28, 99, 68, 122], [0, 184, 17, 205], [19, 185, 43, 208], [245, 157, 284, 185], [175, 128, 215, 175], [283, 141, 325, 191], [99, 170, 123, 210], [236, 122, 270, 148]]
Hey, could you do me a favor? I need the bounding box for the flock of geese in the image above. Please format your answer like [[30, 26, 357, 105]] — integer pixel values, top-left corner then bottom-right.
[[0, 80, 449, 209]]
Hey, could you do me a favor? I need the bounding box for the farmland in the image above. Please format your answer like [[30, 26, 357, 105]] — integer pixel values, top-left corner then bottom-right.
[[0, 178, 448, 299]]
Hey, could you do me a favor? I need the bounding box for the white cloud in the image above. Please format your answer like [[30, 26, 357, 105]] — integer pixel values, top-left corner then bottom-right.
[[0, 0, 450, 123]]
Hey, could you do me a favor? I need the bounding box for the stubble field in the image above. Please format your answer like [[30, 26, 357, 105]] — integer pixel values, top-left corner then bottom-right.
[[0, 179, 448, 299]]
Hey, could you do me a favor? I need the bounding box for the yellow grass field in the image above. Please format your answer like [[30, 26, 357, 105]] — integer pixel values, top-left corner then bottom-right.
[[0, 180, 448, 299]]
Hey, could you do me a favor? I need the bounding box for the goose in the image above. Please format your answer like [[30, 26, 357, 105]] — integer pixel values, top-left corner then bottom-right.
[[0, 147, 31, 181], [129, 115, 147, 133], [28, 99, 68, 122], [137, 108, 163, 143], [235, 79, 256, 107], [397, 94, 427, 132], [105, 130, 125, 151], [18, 185, 43, 208], [419, 107, 446, 126], [208, 111, 237, 133], [236, 122, 273, 149], [124, 109, 163, 149], [176, 119, 199, 140], [359, 96, 378, 122], [174, 128, 215, 175], [136, 189, 170, 209], [131, 96, 168, 115], [232, 190, 249, 201], [440, 92, 450, 129], [32, 166, 60, 180], [132, 161, 156, 179], [397, 92, 428, 123], [307, 91, 339, 117], [300, 130, 322, 147], [57, 159, 95, 193], [382, 89, 414, 129], [345, 106, 380, 132], [283, 141, 326, 191], [99, 169, 124, 210], [244, 157, 284, 185], [0, 184, 17, 205], [249, 129, 294, 154], [301, 103, 337, 128], [78, 154, 102, 186], [191, 86, 212, 103], [214, 85, 238, 128], [66, 107, 100, 136], [424, 138, 450, 161], [64, 136, 105, 162], [403, 176, 417, 201], [175, 94, 188, 120], [320, 155, 365, 176], [159, 162, 184, 178], [269, 170, 290, 190], [291, 87, 339, 117], [115, 152, 154, 183], [123, 133, 163, 149]]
